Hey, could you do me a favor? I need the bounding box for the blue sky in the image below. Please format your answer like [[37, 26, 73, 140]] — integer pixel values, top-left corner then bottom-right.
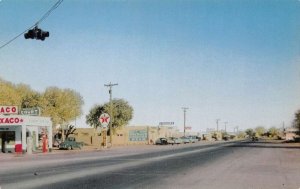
[[1, 0, 300, 132]]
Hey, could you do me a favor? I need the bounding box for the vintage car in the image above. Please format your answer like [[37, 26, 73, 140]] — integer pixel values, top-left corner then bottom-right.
[[168, 137, 183, 144], [58, 137, 84, 150], [180, 137, 191, 144], [155, 137, 168, 145]]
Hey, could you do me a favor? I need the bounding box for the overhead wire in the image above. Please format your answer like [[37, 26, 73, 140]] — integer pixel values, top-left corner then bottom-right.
[[0, 0, 63, 50]]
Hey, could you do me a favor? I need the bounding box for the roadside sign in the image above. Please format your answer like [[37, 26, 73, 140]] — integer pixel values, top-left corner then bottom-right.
[[185, 126, 192, 130], [20, 107, 41, 116], [99, 113, 110, 128], [0, 106, 18, 115], [159, 122, 174, 126]]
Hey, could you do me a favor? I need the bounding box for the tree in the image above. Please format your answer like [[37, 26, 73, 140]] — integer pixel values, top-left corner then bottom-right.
[[255, 126, 266, 136], [268, 127, 279, 138], [237, 131, 246, 138], [0, 78, 40, 108], [294, 110, 300, 134], [64, 124, 77, 139], [15, 83, 41, 108], [86, 98, 133, 132], [0, 79, 23, 105], [0, 78, 84, 131], [85, 104, 105, 129], [40, 87, 84, 127], [245, 128, 255, 137]]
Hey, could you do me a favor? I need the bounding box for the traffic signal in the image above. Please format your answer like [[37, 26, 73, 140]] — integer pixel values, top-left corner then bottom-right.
[[36, 29, 50, 41], [24, 27, 50, 41], [24, 29, 36, 39]]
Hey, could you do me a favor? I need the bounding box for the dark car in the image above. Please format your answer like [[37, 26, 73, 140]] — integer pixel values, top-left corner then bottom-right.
[[59, 137, 84, 150], [155, 137, 168, 145]]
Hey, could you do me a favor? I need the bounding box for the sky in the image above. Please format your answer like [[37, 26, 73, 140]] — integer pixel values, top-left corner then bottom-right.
[[0, 0, 300, 133]]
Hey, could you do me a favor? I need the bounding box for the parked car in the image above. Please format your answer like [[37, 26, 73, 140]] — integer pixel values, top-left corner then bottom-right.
[[167, 137, 175, 145], [155, 137, 168, 145], [167, 137, 183, 145], [59, 137, 84, 150], [53, 138, 62, 147], [187, 136, 198, 143], [180, 137, 191, 144], [173, 137, 183, 144]]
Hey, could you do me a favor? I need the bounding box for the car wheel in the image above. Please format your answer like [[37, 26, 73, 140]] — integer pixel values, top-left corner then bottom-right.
[[67, 146, 72, 150]]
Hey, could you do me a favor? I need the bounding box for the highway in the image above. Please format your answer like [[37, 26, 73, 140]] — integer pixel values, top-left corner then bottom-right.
[[0, 140, 300, 189]]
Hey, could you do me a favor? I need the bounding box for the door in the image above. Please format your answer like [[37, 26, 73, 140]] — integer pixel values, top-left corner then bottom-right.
[[0, 131, 15, 153], [0, 132, 7, 153]]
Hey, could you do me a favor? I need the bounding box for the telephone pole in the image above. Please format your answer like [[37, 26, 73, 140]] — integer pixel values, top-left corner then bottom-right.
[[224, 121, 228, 132], [182, 107, 189, 137], [104, 82, 118, 147], [216, 119, 220, 132]]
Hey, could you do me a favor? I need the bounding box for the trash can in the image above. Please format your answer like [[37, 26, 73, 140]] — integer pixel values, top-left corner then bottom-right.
[[15, 144, 22, 153]]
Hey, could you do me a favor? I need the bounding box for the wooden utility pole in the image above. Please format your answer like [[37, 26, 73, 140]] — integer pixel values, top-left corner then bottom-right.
[[182, 107, 189, 137], [104, 82, 118, 147]]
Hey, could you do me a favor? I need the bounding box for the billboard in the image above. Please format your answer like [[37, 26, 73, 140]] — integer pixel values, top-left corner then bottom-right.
[[128, 130, 148, 141]]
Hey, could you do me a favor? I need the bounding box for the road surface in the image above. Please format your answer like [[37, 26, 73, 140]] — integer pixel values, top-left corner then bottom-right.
[[0, 140, 299, 189]]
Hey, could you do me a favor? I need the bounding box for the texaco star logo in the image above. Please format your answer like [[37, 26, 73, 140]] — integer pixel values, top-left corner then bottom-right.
[[98, 113, 110, 128]]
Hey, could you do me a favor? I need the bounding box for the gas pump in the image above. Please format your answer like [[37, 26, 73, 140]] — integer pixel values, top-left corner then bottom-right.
[[42, 129, 48, 153]]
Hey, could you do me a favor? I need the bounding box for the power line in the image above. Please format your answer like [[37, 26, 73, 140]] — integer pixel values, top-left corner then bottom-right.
[[0, 0, 63, 50], [35, 0, 63, 26]]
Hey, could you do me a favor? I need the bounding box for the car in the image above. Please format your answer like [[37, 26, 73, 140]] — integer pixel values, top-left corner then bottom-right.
[[167, 137, 175, 145], [180, 137, 191, 144], [53, 138, 62, 147], [155, 137, 168, 145], [167, 137, 183, 145], [59, 137, 84, 150], [187, 136, 198, 143], [173, 137, 183, 144]]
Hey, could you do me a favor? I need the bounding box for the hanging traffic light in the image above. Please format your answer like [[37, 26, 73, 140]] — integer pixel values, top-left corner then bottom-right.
[[24, 27, 49, 41], [24, 29, 36, 39], [36, 28, 50, 41]]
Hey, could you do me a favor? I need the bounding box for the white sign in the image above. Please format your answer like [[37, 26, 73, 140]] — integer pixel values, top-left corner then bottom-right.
[[0, 106, 18, 115], [159, 122, 174, 126], [0, 115, 52, 126], [0, 116, 24, 125], [99, 113, 110, 128], [20, 107, 40, 116]]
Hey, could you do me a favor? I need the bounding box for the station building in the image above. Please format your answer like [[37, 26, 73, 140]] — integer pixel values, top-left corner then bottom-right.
[[0, 106, 52, 153]]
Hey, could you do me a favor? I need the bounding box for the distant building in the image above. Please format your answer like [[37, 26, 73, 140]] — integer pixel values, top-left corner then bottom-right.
[[71, 125, 182, 146], [284, 127, 298, 141]]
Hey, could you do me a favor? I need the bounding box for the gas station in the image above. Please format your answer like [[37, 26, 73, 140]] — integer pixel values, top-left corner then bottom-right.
[[0, 106, 52, 154]]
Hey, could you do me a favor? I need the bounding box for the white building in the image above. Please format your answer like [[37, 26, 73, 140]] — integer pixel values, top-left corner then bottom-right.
[[0, 106, 52, 153]]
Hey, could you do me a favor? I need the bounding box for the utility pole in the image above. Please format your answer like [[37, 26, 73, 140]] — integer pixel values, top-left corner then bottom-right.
[[182, 107, 189, 137], [216, 119, 220, 132], [233, 126, 239, 133], [224, 121, 228, 132], [104, 82, 118, 147]]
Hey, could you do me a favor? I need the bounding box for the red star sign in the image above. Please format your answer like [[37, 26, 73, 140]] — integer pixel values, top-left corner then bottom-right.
[[99, 113, 110, 127], [100, 116, 109, 123]]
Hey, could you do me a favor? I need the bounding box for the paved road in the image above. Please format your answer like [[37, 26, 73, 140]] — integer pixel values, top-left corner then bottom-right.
[[0, 140, 299, 189]]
